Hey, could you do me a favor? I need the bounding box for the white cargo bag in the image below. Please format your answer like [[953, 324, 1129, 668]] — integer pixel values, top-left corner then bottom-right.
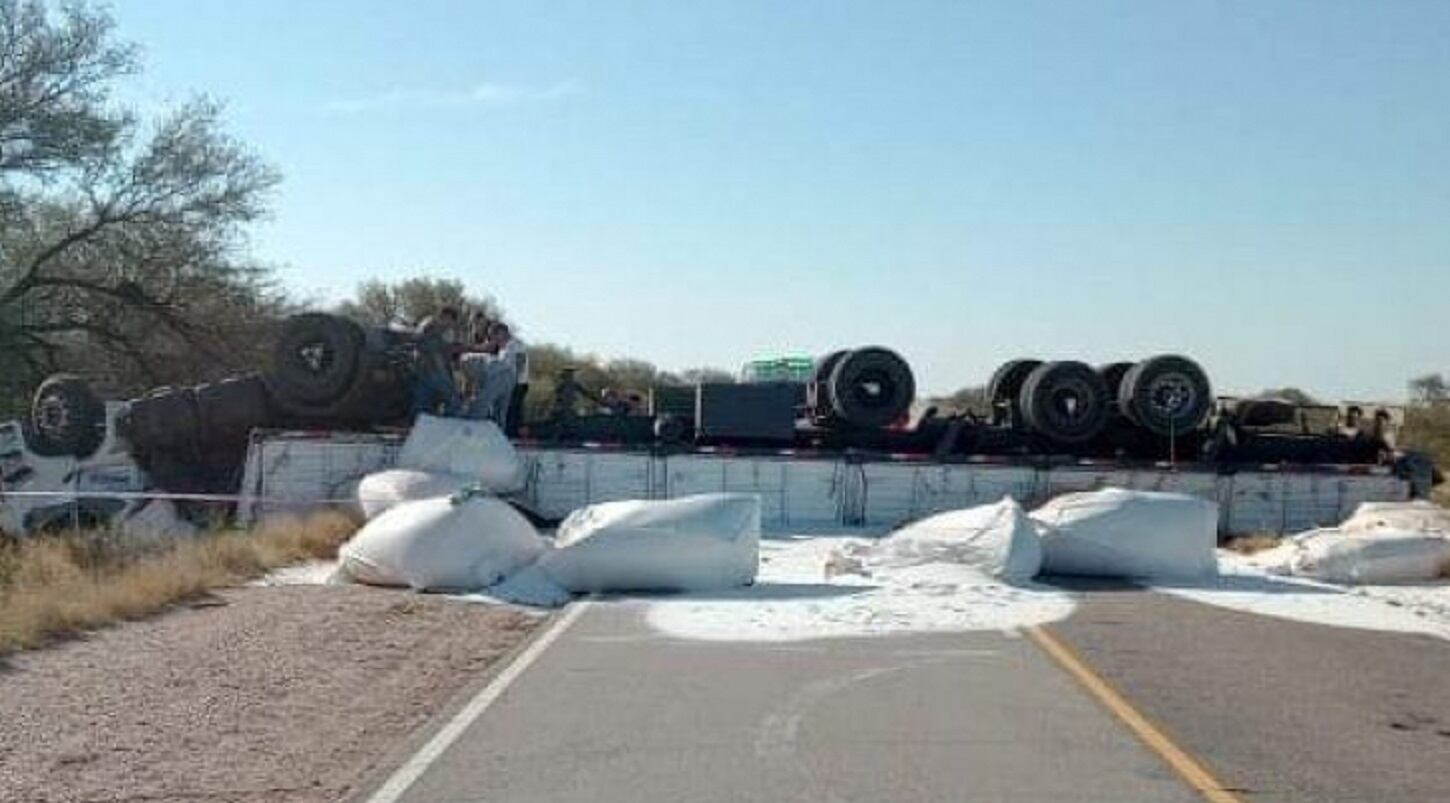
[[872, 497, 1042, 582], [1339, 500, 1450, 535], [356, 469, 476, 520], [1032, 488, 1219, 580], [339, 493, 544, 591], [538, 493, 761, 593], [1287, 529, 1450, 584], [397, 414, 525, 494]]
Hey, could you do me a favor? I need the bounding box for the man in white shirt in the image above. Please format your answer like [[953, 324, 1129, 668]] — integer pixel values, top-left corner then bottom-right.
[[461, 322, 528, 432], [494, 323, 530, 435]]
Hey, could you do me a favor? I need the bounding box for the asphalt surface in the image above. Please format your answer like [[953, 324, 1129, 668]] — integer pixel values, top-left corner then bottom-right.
[[1050, 581, 1450, 803], [389, 603, 1197, 803], [372, 588, 1450, 803]]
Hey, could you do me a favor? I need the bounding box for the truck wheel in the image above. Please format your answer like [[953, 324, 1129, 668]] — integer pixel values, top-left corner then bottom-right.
[[1119, 354, 1212, 437], [265, 313, 363, 408], [124, 387, 201, 458], [1235, 398, 1296, 428], [828, 347, 915, 429], [653, 414, 686, 444], [196, 374, 272, 448], [27, 374, 105, 458], [1019, 361, 1110, 445], [987, 359, 1042, 424], [1097, 362, 1134, 403], [812, 350, 848, 386], [808, 349, 849, 420], [275, 345, 409, 425]]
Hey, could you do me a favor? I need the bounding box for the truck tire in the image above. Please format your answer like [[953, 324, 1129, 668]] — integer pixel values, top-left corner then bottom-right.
[[827, 347, 915, 429], [808, 349, 848, 420], [265, 313, 364, 409], [274, 344, 410, 425], [1096, 362, 1134, 405], [1119, 354, 1212, 437], [653, 414, 686, 444], [195, 374, 271, 448], [27, 374, 105, 458], [1018, 361, 1111, 445], [1235, 398, 1296, 428], [124, 386, 201, 457], [812, 350, 849, 386], [987, 359, 1042, 424]]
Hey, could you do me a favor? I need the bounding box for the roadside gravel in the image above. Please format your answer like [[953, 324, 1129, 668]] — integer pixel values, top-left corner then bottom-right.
[[0, 584, 539, 802]]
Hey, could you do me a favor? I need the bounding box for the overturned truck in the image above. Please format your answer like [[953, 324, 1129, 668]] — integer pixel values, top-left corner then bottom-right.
[[2, 312, 1439, 534]]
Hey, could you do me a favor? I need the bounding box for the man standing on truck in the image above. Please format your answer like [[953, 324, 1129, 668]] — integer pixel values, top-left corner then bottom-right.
[[495, 323, 529, 435], [461, 322, 528, 433], [411, 306, 462, 417]]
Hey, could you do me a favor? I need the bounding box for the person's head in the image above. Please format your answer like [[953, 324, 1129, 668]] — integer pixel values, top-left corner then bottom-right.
[[1345, 405, 1364, 425], [491, 322, 512, 344], [470, 312, 491, 344], [438, 305, 460, 323]]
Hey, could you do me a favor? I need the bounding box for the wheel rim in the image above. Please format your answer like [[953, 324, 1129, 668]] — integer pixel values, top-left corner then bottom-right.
[[1047, 383, 1091, 425], [1037, 373, 1104, 437], [849, 368, 896, 410], [296, 339, 336, 375], [1145, 372, 1198, 423], [36, 395, 70, 436]]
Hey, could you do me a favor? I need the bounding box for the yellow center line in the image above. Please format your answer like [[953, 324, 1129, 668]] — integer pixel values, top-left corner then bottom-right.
[[1026, 625, 1246, 803]]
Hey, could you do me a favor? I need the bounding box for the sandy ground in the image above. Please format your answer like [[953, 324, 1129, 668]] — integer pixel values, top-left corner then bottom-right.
[[0, 585, 540, 803]]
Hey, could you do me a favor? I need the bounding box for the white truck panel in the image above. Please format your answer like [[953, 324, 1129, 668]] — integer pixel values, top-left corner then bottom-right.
[[779, 460, 848, 529], [238, 432, 400, 524], [520, 450, 654, 521], [1, 406, 150, 534], [224, 435, 1419, 537], [854, 463, 1037, 528], [1223, 470, 1409, 535], [661, 454, 841, 529], [3, 423, 1419, 540]]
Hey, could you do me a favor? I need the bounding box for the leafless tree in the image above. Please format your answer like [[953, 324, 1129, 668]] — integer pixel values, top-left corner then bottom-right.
[[1, 0, 282, 412]]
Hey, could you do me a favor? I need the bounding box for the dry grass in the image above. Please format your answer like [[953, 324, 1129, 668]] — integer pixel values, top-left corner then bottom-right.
[[1222, 534, 1284, 555], [0, 511, 358, 655]]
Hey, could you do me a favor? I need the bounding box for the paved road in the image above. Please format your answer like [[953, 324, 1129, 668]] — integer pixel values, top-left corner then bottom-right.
[[387, 602, 1198, 803], [1051, 581, 1450, 803], [366, 590, 1450, 803]]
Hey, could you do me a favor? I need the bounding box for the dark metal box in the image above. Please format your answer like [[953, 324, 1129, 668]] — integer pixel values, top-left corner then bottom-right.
[[695, 383, 797, 442]]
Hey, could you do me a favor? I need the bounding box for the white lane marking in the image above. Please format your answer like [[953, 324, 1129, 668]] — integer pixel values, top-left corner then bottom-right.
[[364, 599, 593, 803], [755, 664, 908, 803]]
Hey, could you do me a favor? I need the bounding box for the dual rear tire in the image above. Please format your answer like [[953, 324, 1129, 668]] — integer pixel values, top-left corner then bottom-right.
[[1116, 354, 1212, 437], [989, 354, 1212, 445], [812, 347, 916, 430], [263, 314, 411, 425], [1018, 361, 1111, 445]]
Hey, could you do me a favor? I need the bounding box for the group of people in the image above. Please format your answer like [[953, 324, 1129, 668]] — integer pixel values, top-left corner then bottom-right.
[[411, 306, 529, 434]]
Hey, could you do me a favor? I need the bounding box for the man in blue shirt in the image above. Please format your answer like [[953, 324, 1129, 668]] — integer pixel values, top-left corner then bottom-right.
[[411, 306, 461, 417]]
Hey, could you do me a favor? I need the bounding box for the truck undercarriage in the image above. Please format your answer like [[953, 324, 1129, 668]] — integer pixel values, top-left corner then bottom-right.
[[2, 312, 1439, 535]]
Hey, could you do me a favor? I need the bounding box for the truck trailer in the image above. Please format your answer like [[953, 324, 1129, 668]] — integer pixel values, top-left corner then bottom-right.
[[1, 312, 1438, 536]]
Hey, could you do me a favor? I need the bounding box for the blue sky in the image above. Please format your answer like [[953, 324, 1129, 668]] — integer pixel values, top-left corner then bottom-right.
[[112, 0, 1449, 399]]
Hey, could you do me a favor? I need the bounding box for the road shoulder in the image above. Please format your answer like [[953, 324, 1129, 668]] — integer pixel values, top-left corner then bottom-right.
[[0, 585, 540, 803]]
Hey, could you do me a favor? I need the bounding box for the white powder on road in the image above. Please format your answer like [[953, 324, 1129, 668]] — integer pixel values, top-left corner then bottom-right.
[[644, 532, 1076, 642], [250, 560, 342, 587], [257, 531, 1450, 644], [1154, 551, 1450, 640]]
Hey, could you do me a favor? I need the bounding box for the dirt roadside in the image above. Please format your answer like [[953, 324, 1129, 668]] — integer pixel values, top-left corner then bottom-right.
[[0, 584, 541, 803]]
